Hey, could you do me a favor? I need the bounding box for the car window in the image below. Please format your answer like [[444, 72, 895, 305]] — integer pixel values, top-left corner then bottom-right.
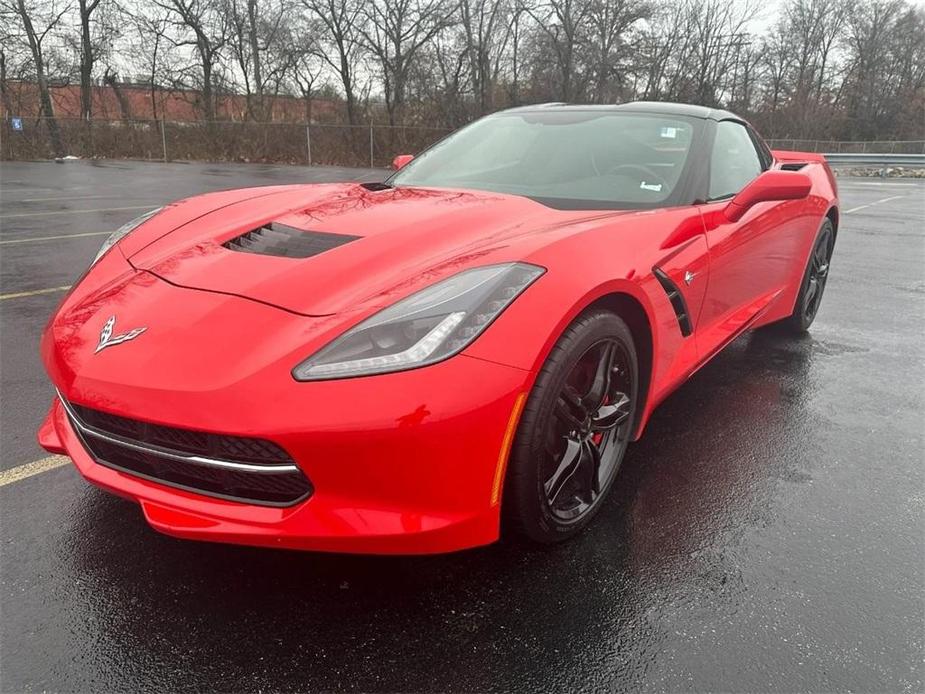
[[389, 111, 700, 210], [709, 121, 763, 200], [748, 125, 773, 169]]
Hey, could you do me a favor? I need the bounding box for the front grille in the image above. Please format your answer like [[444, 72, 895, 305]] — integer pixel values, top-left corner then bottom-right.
[[62, 399, 313, 506]]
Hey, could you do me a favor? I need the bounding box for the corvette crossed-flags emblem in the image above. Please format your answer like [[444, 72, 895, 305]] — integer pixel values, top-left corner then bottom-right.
[[95, 315, 147, 354]]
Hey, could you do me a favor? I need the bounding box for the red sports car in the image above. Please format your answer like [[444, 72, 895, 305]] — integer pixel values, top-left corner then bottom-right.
[[39, 102, 838, 554]]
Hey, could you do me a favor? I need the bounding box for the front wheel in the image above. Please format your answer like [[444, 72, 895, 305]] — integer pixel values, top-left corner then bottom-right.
[[502, 310, 638, 543]]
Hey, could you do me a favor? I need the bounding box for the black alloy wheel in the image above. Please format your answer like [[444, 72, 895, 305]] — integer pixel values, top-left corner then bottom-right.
[[802, 224, 833, 324], [503, 310, 638, 543], [783, 218, 835, 333], [543, 338, 632, 521]]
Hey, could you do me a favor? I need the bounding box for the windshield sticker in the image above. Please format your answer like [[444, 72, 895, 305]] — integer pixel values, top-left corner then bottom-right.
[[640, 181, 663, 192], [660, 127, 678, 139]]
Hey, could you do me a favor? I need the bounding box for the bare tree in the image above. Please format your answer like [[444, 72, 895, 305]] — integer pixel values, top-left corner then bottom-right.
[[779, 0, 853, 136], [302, 0, 365, 125], [228, 0, 297, 120], [842, 0, 925, 138], [358, 0, 454, 126], [76, 0, 101, 119], [123, 4, 173, 120], [459, 0, 515, 113], [102, 65, 131, 118], [637, 2, 686, 100], [635, 0, 758, 106], [0, 23, 19, 116], [757, 30, 792, 123], [585, 0, 650, 103], [526, 0, 593, 101], [2, 0, 70, 156], [155, 0, 229, 120], [287, 17, 325, 121]]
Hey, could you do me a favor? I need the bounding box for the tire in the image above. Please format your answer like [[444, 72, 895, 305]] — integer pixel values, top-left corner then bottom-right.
[[780, 218, 835, 334], [502, 309, 638, 544]]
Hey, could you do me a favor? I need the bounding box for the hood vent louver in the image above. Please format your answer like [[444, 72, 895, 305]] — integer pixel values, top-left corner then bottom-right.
[[223, 223, 359, 259], [653, 267, 693, 337], [360, 181, 393, 191]]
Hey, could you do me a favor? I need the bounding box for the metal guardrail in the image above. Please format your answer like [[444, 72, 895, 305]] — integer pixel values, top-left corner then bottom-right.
[[769, 139, 925, 154], [823, 153, 925, 168]]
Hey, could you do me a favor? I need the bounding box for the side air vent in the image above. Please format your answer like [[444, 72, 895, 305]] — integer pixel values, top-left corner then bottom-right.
[[653, 267, 693, 337], [779, 162, 808, 171], [223, 223, 359, 259]]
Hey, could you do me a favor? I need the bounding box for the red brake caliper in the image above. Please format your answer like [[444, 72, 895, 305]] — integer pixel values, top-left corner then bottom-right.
[[592, 395, 608, 445]]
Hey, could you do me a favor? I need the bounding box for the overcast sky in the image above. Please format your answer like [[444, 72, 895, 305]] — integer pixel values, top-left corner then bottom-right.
[[748, 0, 925, 32]]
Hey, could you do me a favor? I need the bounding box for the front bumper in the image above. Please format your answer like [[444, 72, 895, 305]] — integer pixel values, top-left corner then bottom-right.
[[39, 354, 531, 555]]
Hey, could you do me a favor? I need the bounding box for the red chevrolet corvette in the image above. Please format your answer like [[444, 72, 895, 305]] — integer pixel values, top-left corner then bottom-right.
[[39, 102, 838, 554]]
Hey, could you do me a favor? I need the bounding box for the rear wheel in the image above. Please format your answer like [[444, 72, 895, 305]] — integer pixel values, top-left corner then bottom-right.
[[503, 310, 637, 543], [781, 219, 835, 333]]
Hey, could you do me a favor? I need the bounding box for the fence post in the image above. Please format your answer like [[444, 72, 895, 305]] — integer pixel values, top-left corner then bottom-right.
[[306, 124, 312, 166], [160, 119, 168, 162], [369, 120, 374, 168]]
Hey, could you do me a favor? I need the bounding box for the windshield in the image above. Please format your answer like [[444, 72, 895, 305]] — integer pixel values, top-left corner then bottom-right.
[[389, 110, 700, 210]]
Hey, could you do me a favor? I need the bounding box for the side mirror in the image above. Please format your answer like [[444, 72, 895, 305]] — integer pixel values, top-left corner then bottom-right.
[[724, 170, 812, 222], [392, 154, 414, 170]]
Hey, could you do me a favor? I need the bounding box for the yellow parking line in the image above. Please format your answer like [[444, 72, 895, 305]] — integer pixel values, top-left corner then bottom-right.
[[0, 230, 111, 245], [0, 285, 71, 300], [0, 205, 151, 219], [0, 456, 71, 487]]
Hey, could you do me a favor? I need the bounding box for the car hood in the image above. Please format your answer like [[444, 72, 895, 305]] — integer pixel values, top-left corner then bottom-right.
[[129, 183, 619, 316]]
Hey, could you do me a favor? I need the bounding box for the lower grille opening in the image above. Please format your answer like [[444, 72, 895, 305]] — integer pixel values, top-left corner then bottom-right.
[[62, 399, 312, 507]]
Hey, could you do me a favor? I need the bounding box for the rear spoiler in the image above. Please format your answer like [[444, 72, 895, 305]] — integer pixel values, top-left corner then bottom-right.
[[771, 150, 837, 195], [771, 149, 827, 164], [771, 149, 826, 162]]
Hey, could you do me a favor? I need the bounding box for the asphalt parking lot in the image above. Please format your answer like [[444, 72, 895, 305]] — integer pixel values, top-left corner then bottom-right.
[[1, 160, 923, 692]]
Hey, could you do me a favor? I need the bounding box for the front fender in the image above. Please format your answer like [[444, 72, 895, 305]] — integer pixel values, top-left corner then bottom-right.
[[462, 207, 709, 440]]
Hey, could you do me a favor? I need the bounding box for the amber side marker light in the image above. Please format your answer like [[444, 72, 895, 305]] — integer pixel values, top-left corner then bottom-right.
[[490, 392, 528, 506]]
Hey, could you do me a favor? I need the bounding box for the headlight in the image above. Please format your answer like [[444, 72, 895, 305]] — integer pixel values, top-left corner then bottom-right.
[[293, 262, 545, 381], [92, 208, 162, 266]]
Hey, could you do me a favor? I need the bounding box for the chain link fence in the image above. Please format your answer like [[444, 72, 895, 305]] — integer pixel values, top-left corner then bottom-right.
[[3, 118, 923, 164], [766, 138, 925, 154], [1, 117, 452, 167]]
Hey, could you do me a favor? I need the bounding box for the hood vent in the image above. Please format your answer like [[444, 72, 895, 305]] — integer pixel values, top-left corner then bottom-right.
[[360, 181, 393, 191], [223, 223, 359, 259]]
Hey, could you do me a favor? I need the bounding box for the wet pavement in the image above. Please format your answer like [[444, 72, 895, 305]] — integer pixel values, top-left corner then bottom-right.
[[1, 161, 923, 692]]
